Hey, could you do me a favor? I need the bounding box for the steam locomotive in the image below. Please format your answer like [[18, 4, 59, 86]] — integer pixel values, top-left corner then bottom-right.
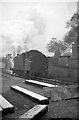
[[12, 50, 48, 79]]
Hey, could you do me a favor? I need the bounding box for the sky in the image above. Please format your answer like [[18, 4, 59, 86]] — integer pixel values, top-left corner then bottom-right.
[[0, 0, 78, 57]]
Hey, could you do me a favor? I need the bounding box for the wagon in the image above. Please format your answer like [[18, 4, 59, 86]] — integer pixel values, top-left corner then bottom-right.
[[12, 50, 48, 79]]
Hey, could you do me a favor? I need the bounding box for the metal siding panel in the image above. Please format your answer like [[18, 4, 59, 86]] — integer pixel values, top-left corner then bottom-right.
[[14, 55, 24, 70]]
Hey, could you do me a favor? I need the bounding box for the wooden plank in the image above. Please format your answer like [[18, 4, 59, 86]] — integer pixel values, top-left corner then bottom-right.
[[0, 95, 14, 109], [0, 95, 14, 116], [11, 85, 49, 104], [25, 79, 58, 87], [19, 104, 48, 119]]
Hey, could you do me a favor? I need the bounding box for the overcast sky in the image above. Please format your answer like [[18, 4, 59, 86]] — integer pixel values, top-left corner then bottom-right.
[[0, 0, 77, 56]]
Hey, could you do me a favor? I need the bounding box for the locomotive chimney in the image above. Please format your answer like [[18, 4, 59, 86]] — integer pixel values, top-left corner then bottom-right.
[[17, 54, 19, 56]]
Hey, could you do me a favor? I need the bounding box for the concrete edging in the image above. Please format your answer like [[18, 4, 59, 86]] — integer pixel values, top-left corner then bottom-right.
[[19, 104, 48, 120], [11, 85, 49, 104]]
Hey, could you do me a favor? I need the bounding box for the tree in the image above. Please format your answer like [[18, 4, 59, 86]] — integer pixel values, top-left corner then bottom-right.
[[64, 12, 79, 44], [46, 38, 70, 56], [46, 12, 79, 56]]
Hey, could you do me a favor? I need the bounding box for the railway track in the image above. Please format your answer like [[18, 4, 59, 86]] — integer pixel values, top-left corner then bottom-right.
[[36, 77, 78, 87], [1, 70, 78, 87]]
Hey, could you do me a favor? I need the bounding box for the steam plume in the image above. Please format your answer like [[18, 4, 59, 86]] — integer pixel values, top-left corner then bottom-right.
[[1, 7, 46, 56]]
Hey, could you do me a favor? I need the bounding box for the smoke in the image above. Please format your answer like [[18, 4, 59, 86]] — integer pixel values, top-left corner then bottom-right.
[[29, 10, 46, 35], [1, 7, 46, 56]]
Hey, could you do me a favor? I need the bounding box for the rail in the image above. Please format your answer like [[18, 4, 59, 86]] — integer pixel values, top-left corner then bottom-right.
[[37, 77, 77, 86]]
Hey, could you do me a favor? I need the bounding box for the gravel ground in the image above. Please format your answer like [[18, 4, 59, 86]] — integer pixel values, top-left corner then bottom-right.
[[0, 71, 79, 119], [41, 99, 78, 119], [0, 72, 37, 119]]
